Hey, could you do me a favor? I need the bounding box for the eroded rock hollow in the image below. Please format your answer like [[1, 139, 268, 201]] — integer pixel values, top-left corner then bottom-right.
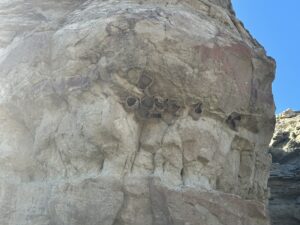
[[0, 0, 275, 224]]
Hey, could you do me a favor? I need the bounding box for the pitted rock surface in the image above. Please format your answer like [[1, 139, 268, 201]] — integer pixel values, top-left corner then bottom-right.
[[0, 0, 275, 225]]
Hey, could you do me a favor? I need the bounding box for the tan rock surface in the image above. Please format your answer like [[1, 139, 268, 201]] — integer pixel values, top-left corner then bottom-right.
[[0, 0, 275, 224]]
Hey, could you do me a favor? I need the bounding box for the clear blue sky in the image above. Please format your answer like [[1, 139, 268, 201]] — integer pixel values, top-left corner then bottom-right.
[[232, 0, 300, 113]]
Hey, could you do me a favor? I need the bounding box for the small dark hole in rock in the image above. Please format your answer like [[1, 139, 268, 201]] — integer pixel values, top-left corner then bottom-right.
[[127, 97, 137, 107], [226, 117, 235, 130], [226, 112, 241, 130], [194, 103, 202, 114], [180, 168, 184, 177]]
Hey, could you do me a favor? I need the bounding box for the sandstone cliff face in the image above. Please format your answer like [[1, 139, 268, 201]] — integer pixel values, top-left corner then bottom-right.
[[269, 109, 300, 225], [0, 1, 275, 225]]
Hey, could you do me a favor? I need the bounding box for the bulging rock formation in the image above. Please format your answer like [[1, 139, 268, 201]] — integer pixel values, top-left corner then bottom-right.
[[269, 109, 300, 225], [0, 0, 276, 225]]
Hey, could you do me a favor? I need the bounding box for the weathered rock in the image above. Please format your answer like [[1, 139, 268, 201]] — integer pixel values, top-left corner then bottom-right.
[[0, 0, 275, 225], [268, 110, 300, 225]]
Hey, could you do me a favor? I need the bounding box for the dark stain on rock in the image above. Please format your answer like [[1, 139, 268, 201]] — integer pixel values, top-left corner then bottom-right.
[[138, 73, 153, 89], [141, 96, 154, 110], [165, 99, 180, 115], [151, 112, 162, 119], [197, 155, 209, 165]]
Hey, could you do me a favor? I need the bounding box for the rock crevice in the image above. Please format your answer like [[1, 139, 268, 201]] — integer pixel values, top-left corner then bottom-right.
[[268, 109, 300, 225]]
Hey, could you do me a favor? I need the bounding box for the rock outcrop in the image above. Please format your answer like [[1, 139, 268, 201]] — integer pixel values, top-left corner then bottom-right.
[[0, 0, 276, 225], [269, 109, 300, 225]]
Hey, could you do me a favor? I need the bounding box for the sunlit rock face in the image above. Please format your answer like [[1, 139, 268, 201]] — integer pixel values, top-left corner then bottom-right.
[[0, 0, 275, 225]]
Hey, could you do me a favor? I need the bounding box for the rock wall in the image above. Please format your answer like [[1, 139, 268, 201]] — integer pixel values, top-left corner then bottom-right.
[[269, 109, 300, 225], [0, 0, 275, 225]]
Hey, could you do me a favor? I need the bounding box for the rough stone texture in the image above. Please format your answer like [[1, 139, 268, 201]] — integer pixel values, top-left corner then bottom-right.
[[268, 109, 300, 225], [0, 0, 275, 224]]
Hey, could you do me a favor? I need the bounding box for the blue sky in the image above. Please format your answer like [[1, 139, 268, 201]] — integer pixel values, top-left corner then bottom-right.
[[232, 0, 300, 113]]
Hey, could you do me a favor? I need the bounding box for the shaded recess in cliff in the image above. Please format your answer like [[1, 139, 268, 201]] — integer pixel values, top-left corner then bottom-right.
[[268, 109, 300, 225]]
